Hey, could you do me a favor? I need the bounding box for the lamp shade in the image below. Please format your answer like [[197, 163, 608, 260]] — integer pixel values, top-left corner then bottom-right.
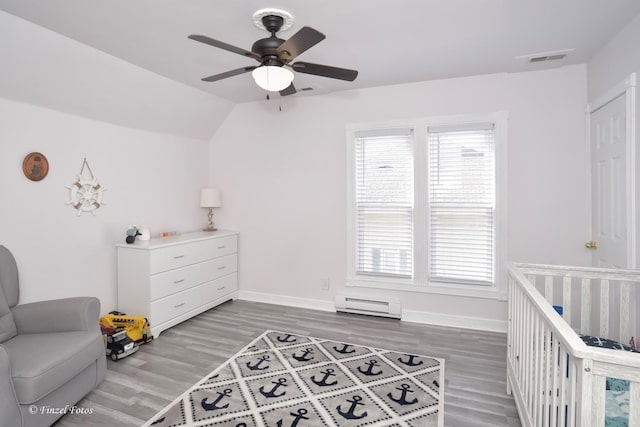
[[200, 188, 221, 208], [252, 66, 294, 92]]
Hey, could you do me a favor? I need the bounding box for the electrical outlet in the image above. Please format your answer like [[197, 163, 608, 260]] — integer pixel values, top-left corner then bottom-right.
[[321, 278, 330, 290]]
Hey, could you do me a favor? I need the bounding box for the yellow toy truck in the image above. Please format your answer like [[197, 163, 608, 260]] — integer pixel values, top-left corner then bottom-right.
[[100, 311, 152, 344]]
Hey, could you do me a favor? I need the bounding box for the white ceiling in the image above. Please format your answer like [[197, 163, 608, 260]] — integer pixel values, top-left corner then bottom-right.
[[1, 0, 639, 104]]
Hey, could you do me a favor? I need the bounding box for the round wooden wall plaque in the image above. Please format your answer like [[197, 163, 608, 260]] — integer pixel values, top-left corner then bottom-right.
[[22, 152, 49, 181]]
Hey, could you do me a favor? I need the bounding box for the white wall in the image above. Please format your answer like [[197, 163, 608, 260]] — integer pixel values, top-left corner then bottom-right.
[[209, 65, 589, 330], [587, 13, 640, 269], [0, 98, 210, 311], [0, 11, 225, 313]]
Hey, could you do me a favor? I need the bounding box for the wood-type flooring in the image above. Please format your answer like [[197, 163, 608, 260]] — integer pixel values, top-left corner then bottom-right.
[[55, 299, 521, 427]]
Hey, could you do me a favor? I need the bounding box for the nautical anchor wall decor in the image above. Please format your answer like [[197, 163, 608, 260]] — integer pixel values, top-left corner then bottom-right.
[[65, 158, 106, 216]]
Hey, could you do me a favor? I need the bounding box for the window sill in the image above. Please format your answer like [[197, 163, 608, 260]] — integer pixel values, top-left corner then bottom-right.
[[346, 277, 506, 301]]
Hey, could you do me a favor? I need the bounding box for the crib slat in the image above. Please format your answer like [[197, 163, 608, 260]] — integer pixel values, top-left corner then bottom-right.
[[580, 278, 591, 335], [591, 376, 606, 427], [543, 327, 552, 427], [629, 381, 640, 427], [559, 346, 568, 427], [600, 279, 610, 338], [544, 275, 554, 304], [620, 281, 631, 344], [551, 339, 560, 426], [533, 316, 543, 426], [576, 358, 593, 427], [563, 276, 572, 327]]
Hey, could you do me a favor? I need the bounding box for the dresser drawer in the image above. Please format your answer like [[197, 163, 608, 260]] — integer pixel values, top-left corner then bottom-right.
[[150, 287, 199, 326], [150, 255, 238, 301], [200, 273, 238, 302], [149, 235, 237, 274]]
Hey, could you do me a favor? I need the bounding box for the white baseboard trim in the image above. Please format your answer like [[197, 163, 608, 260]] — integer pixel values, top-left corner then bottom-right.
[[238, 290, 506, 333], [238, 290, 335, 313], [402, 309, 507, 333]]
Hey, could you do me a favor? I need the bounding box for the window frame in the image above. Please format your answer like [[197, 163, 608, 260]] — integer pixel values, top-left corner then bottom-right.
[[346, 113, 508, 300]]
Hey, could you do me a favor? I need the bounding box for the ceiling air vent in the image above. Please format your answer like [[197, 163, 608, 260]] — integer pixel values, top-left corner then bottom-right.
[[517, 48, 574, 64]]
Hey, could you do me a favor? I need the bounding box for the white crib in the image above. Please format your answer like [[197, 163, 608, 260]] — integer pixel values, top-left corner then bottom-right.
[[507, 263, 640, 427]]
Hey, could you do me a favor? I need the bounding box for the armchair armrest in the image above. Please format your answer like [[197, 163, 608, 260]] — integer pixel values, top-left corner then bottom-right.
[[12, 297, 101, 334], [0, 345, 22, 427]]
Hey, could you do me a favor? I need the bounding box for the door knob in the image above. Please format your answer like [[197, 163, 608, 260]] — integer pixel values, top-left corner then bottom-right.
[[585, 240, 598, 249]]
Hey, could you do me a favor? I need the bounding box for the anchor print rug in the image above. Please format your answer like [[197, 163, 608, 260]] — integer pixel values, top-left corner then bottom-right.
[[144, 330, 444, 427]]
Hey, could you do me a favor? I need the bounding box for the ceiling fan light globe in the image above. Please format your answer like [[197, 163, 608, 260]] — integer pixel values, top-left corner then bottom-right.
[[252, 66, 294, 92]]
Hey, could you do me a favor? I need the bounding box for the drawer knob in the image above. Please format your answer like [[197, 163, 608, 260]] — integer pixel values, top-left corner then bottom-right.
[[174, 302, 185, 309], [217, 266, 226, 270], [173, 279, 185, 284], [173, 255, 185, 259], [218, 286, 226, 291], [217, 246, 226, 249]]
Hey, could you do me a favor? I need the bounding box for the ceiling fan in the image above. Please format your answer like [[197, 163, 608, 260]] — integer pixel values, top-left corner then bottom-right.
[[188, 9, 358, 96]]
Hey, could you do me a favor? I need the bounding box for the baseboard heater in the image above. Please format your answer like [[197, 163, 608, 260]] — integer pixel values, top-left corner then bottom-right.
[[335, 293, 402, 319]]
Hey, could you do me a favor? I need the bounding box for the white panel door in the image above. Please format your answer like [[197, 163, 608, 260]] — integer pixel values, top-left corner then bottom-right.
[[590, 94, 627, 268]]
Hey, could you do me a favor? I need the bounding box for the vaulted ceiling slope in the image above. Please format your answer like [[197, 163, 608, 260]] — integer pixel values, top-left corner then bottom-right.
[[2, 0, 640, 104]]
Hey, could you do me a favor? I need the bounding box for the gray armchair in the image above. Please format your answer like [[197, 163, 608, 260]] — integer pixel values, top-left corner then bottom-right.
[[0, 245, 106, 427]]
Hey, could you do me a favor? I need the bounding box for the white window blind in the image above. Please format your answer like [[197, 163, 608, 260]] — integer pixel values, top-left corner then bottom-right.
[[354, 130, 413, 278], [428, 125, 495, 285]]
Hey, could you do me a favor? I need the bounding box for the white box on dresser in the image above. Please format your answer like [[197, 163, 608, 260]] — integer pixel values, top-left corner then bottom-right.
[[116, 230, 239, 338]]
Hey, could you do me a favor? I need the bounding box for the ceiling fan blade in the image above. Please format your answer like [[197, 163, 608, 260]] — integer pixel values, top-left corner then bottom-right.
[[201, 66, 257, 82], [276, 27, 326, 62], [292, 62, 358, 81], [188, 34, 261, 61], [279, 83, 297, 96]]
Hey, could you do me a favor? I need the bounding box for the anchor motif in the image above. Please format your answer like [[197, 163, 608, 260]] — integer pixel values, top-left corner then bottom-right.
[[246, 354, 270, 371], [433, 379, 439, 388], [201, 388, 232, 411], [387, 383, 418, 406], [150, 417, 165, 425], [259, 377, 288, 398], [292, 348, 315, 362], [336, 395, 368, 420], [276, 408, 310, 427], [357, 359, 383, 376], [236, 424, 247, 427], [333, 343, 356, 354], [398, 354, 424, 367], [311, 368, 338, 387], [277, 334, 297, 343]]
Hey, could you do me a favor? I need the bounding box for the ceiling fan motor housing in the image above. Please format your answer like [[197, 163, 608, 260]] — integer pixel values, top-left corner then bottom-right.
[[252, 15, 287, 65]]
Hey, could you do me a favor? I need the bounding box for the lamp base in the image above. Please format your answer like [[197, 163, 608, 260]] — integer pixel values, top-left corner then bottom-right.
[[203, 226, 218, 232]]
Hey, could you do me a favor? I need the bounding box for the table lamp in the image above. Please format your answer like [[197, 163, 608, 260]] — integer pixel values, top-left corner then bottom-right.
[[200, 188, 221, 232]]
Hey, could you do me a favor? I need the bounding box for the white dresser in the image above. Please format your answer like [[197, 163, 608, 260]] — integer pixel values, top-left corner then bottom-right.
[[116, 230, 238, 337]]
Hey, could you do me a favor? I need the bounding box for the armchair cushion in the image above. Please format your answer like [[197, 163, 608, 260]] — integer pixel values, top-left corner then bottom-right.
[[0, 295, 17, 344], [0, 246, 18, 343], [2, 330, 105, 404], [12, 297, 100, 335]]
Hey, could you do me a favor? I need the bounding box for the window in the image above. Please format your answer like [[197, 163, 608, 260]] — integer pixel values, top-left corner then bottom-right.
[[428, 124, 495, 285], [347, 114, 505, 297], [354, 129, 413, 278]]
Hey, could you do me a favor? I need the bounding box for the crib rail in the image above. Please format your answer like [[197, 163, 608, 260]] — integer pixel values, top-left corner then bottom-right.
[[515, 263, 640, 344], [507, 263, 640, 427]]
